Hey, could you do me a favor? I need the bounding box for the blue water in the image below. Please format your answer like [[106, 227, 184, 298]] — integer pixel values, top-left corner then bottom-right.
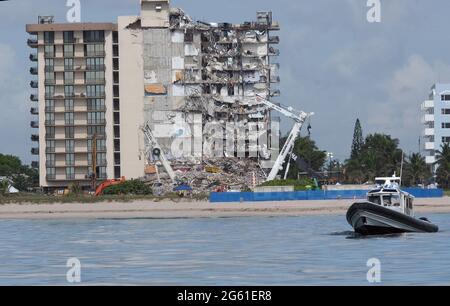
[[0, 213, 449, 285]]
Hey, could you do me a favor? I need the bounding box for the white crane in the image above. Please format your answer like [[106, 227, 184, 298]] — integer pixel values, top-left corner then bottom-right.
[[142, 123, 177, 183], [254, 95, 313, 182]]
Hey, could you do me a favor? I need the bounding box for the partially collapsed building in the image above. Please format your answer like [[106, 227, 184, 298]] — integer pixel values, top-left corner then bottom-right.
[[27, 0, 280, 190]]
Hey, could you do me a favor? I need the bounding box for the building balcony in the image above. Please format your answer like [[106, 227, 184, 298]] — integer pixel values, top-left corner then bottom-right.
[[45, 79, 56, 85], [421, 100, 434, 110], [30, 121, 39, 128], [424, 142, 435, 150], [27, 38, 38, 48], [46, 161, 56, 167], [46, 147, 55, 153], [30, 107, 39, 115], [30, 67, 38, 75], [86, 79, 105, 85], [46, 175, 56, 181], [422, 114, 435, 123], [268, 47, 280, 56], [29, 53, 38, 62], [31, 134, 39, 142], [423, 128, 435, 137], [268, 36, 280, 44], [86, 65, 106, 71], [31, 161, 39, 169], [31, 148, 39, 155], [30, 94, 38, 102], [270, 75, 280, 83], [85, 51, 106, 57], [425, 156, 436, 164], [30, 80, 38, 88]]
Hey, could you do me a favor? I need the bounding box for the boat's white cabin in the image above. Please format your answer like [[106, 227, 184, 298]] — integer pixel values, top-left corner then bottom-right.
[[367, 176, 415, 216]]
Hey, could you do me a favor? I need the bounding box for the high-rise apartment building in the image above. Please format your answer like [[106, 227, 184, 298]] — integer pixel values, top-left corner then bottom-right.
[[422, 83, 450, 170], [27, 0, 280, 190]]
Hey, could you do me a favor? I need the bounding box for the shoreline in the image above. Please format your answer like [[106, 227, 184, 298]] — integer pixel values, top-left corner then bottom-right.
[[0, 197, 449, 220]]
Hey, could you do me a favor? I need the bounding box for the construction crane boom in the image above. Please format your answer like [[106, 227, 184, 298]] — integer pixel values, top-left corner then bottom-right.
[[254, 95, 313, 182], [142, 123, 177, 183]]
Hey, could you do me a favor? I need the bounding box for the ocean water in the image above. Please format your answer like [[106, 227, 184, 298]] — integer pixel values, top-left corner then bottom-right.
[[0, 213, 449, 285]]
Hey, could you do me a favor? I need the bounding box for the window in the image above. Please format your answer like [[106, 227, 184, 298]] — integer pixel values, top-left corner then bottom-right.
[[64, 72, 74, 84], [86, 85, 105, 97], [46, 126, 55, 139], [114, 139, 120, 152], [45, 99, 54, 112], [45, 72, 55, 84], [113, 99, 120, 111], [442, 123, 450, 129], [83, 30, 104, 43], [65, 99, 74, 111], [45, 58, 54, 71], [64, 44, 74, 57], [114, 166, 121, 179], [46, 140, 55, 152], [85, 71, 105, 83], [114, 153, 121, 165], [46, 154, 55, 167], [113, 71, 119, 84], [97, 153, 107, 165], [113, 58, 119, 70], [65, 112, 74, 125], [86, 57, 104, 70], [44, 31, 54, 44], [87, 98, 105, 111], [442, 109, 450, 115], [114, 126, 120, 138], [63, 31, 75, 43], [44, 45, 55, 57], [113, 85, 119, 97], [87, 111, 105, 124], [443, 137, 450, 143], [66, 154, 75, 166], [46, 167, 56, 179], [98, 166, 107, 179], [113, 112, 120, 125], [113, 45, 119, 57], [87, 126, 105, 137], [65, 85, 74, 97], [113, 31, 119, 44], [65, 140, 75, 153], [65, 126, 74, 138], [441, 94, 450, 101], [64, 58, 74, 70], [45, 112, 54, 124], [85, 43, 105, 57], [66, 167, 75, 179], [45, 85, 55, 98]]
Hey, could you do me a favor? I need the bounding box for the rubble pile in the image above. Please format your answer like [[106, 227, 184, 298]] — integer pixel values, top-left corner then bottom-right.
[[145, 158, 267, 193]]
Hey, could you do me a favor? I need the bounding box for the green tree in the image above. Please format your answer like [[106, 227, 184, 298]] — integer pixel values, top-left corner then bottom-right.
[[435, 143, 450, 189], [350, 118, 364, 159], [0, 179, 9, 195], [403, 153, 431, 186], [345, 133, 403, 183], [0, 154, 38, 191]]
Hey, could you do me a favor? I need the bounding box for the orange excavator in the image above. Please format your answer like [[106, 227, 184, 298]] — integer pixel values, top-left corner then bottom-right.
[[94, 177, 126, 196]]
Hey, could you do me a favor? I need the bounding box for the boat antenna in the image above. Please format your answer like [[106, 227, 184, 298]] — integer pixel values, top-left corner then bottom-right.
[[399, 151, 404, 187]]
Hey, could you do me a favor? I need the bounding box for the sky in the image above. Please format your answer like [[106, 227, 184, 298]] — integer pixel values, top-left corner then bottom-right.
[[1, 0, 450, 164]]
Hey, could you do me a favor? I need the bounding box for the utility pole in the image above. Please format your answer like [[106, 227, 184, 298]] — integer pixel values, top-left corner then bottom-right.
[[91, 133, 97, 191]]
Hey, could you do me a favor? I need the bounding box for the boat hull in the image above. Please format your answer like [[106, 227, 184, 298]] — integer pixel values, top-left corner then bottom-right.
[[346, 202, 439, 235]]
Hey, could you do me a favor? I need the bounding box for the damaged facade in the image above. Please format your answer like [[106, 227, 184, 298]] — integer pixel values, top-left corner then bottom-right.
[[27, 0, 281, 190]]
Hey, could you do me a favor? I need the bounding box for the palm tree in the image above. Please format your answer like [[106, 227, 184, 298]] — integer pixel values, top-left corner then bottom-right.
[[403, 153, 430, 186], [435, 143, 450, 189]]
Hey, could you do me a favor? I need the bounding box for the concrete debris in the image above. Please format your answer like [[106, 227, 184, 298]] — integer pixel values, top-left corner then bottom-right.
[[143, 158, 267, 194]]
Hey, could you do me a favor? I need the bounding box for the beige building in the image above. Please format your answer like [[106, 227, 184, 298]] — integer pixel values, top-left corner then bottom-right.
[[27, 0, 280, 190]]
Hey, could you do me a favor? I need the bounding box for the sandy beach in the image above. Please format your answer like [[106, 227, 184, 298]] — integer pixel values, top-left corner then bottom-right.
[[0, 197, 449, 219]]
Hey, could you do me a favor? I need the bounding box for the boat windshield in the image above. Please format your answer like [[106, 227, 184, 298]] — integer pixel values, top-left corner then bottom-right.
[[368, 195, 381, 205], [381, 195, 401, 207]]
